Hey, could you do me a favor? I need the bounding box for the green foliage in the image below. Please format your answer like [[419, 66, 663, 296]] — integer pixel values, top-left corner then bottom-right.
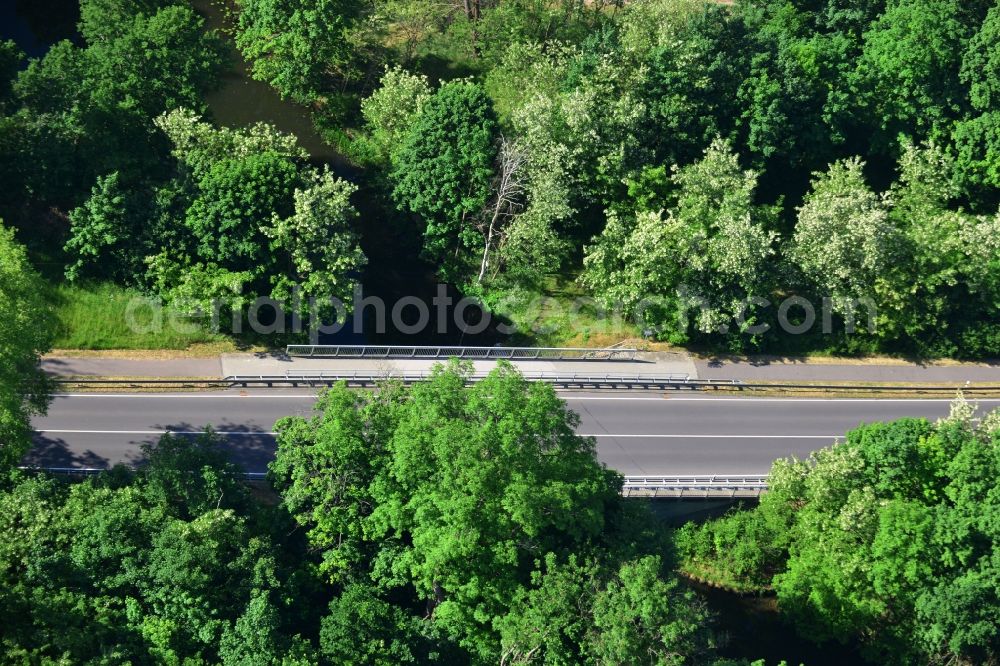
[[391, 81, 499, 281], [0, 39, 23, 107], [78, 0, 169, 43], [677, 397, 1000, 664], [0, 434, 321, 663], [961, 4, 1000, 113], [84, 4, 226, 119], [237, 0, 362, 105], [675, 508, 785, 592], [11, 2, 224, 192], [271, 360, 713, 662], [361, 65, 431, 162], [0, 223, 54, 470], [65, 172, 136, 282], [264, 168, 366, 305], [140, 110, 366, 312], [583, 139, 778, 345], [790, 157, 899, 313], [499, 553, 715, 665], [853, 0, 973, 140], [320, 583, 439, 664], [952, 111, 1000, 194], [187, 151, 300, 266], [642, 6, 750, 168]]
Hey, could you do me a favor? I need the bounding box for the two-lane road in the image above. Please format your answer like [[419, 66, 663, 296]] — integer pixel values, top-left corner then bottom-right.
[[26, 392, 996, 475]]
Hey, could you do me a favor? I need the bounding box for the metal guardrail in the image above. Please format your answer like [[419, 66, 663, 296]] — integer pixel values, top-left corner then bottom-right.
[[285, 345, 639, 361], [18, 467, 767, 498], [225, 371, 744, 390], [622, 475, 769, 499], [51, 376, 1000, 394], [17, 466, 268, 481]]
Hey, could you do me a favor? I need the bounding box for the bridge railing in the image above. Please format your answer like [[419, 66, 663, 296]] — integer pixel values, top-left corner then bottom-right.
[[225, 371, 744, 390], [285, 345, 639, 361], [19, 467, 768, 498], [621, 475, 768, 499]]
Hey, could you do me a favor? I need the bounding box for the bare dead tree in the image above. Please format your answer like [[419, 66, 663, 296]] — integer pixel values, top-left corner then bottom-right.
[[478, 136, 528, 283]]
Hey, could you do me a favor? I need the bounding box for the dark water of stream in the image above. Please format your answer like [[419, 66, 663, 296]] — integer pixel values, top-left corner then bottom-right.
[[191, 0, 353, 171], [657, 501, 872, 666], [690, 581, 872, 666]]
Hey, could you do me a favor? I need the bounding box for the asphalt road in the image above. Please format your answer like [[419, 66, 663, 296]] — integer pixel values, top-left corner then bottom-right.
[[26, 392, 999, 476]]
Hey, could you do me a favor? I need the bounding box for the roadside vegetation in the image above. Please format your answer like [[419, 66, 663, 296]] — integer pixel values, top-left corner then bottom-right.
[[50, 282, 226, 350], [0, 226, 53, 469], [0, 0, 997, 356]]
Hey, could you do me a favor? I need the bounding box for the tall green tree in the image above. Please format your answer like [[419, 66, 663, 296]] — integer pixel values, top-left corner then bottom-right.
[[391, 81, 499, 281], [953, 4, 1000, 198], [64, 172, 137, 282], [852, 0, 973, 142], [641, 6, 750, 169], [0, 223, 54, 471], [271, 360, 710, 662]]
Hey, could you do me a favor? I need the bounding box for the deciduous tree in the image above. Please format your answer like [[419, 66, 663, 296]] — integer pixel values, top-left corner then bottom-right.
[[0, 223, 54, 470], [391, 81, 499, 281]]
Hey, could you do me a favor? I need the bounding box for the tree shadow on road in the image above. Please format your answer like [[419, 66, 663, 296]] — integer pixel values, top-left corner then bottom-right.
[[145, 422, 278, 472], [25, 424, 278, 473], [23, 434, 133, 469]]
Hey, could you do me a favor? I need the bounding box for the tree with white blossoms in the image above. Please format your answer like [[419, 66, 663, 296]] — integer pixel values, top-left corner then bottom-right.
[[790, 157, 902, 317], [482, 41, 647, 286], [142, 109, 365, 314], [797, 142, 1000, 355], [582, 138, 778, 342], [880, 141, 982, 347], [361, 65, 431, 163], [264, 168, 366, 305], [154, 107, 308, 175]]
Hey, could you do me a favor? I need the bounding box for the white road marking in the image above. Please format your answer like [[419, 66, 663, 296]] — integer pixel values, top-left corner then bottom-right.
[[35, 429, 278, 436], [51, 394, 318, 399]]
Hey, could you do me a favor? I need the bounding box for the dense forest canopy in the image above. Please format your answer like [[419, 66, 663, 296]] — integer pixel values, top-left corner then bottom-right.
[[1, 0, 998, 355]]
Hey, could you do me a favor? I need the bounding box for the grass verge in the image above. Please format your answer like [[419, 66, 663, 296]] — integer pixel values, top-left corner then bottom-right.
[[492, 278, 644, 348], [49, 282, 230, 351]]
